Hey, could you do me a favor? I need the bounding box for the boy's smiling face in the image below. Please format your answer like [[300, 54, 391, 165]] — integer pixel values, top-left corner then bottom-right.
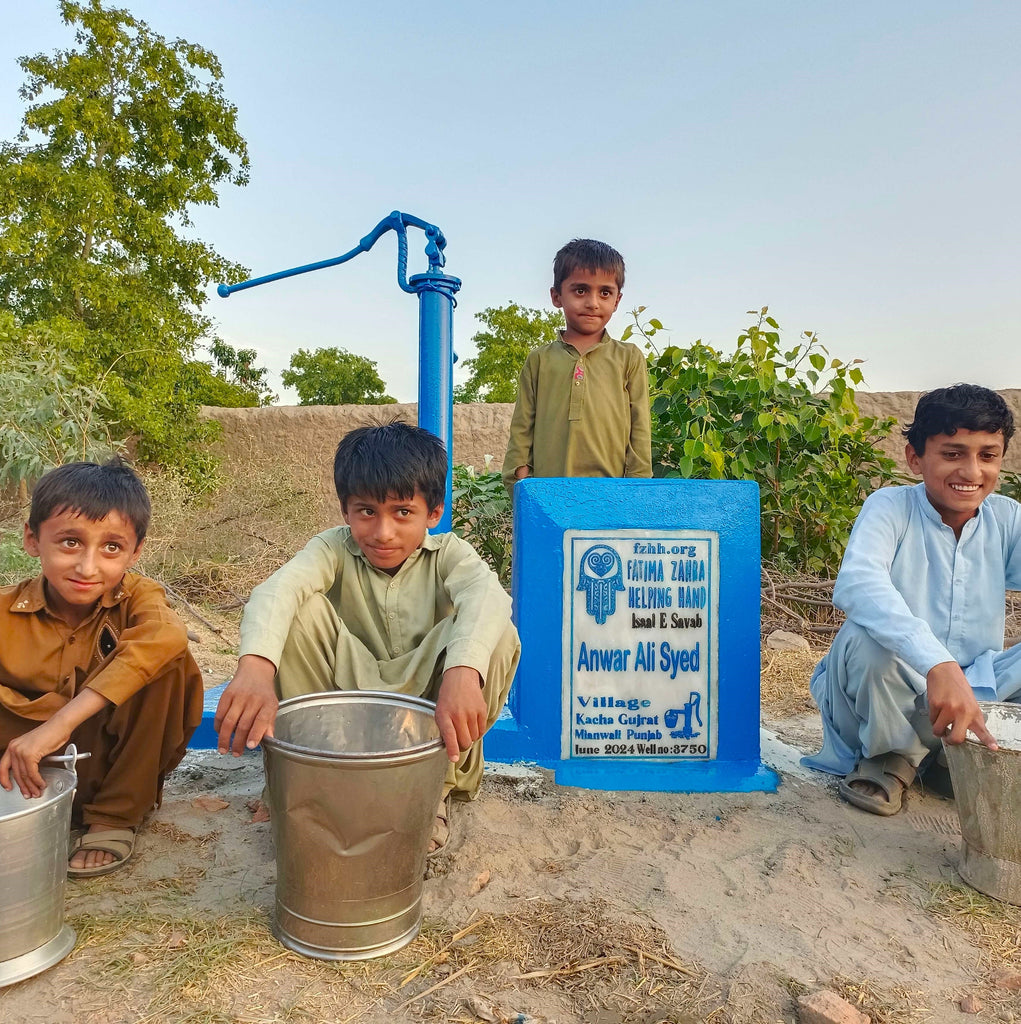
[[551, 268, 622, 346], [24, 508, 143, 626], [906, 429, 1005, 534], [343, 491, 442, 574]]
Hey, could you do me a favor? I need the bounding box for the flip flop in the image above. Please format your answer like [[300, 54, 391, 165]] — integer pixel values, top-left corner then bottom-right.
[[838, 753, 916, 817], [427, 793, 453, 860], [68, 827, 137, 878]]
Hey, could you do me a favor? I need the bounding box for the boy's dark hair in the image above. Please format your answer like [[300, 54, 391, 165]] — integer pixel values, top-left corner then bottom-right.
[[552, 238, 625, 292], [904, 384, 1015, 455], [333, 422, 446, 511], [28, 459, 151, 543]]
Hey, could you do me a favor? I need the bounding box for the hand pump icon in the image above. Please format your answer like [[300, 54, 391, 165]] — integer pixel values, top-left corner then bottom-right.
[[217, 212, 461, 531]]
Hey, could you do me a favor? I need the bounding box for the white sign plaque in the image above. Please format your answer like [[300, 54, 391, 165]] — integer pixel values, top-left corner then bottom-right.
[[563, 530, 719, 760]]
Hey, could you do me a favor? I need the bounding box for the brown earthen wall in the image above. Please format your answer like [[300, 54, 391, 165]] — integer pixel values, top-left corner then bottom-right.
[[204, 390, 1021, 477]]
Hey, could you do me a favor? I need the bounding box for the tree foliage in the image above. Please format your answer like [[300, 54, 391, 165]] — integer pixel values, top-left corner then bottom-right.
[[0, 0, 251, 473], [454, 303, 564, 403], [0, 311, 124, 488], [281, 347, 396, 406], [646, 308, 902, 574]]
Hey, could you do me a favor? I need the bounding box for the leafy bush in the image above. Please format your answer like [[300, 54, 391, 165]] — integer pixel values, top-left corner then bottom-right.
[[450, 461, 512, 587], [0, 528, 38, 587], [0, 314, 125, 490], [646, 308, 901, 575]]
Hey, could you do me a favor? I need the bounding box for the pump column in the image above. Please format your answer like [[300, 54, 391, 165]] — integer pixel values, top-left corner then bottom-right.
[[410, 270, 461, 532]]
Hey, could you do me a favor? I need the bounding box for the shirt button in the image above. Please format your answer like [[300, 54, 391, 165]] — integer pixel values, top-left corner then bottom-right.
[[68, 635, 76, 644], [388, 612, 395, 619], [393, 646, 401, 654]]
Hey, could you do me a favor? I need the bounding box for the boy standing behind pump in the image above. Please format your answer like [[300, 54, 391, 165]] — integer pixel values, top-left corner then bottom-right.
[[502, 238, 653, 491]]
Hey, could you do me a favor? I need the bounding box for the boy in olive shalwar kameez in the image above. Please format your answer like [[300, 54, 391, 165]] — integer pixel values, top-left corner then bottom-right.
[[215, 423, 520, 853], [502, 238, 652, 490]]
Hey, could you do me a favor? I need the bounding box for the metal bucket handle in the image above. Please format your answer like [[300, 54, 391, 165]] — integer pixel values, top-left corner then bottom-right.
[[41, 744, 90, 786]]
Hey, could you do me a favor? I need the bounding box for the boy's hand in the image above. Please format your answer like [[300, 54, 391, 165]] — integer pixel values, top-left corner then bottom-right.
[[514, 466, 530, 481], [434, 666, 487, 762], [215, 655, 279, 756], [0, 718, 70, 798], [926, 661, 998, 750]]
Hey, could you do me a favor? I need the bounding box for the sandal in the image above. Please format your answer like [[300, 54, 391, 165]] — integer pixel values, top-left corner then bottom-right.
[[838, 753, 916, 816], [68, 827, 137, 878], [427, 793, 453, 859]]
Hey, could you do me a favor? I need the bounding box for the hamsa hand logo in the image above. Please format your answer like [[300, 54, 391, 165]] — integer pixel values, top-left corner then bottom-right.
[[577, 544, 625, 624]]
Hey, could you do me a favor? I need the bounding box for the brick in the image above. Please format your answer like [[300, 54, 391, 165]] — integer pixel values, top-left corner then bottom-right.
[[990, 968, 1021, 991], [798, 989, 870, 1024], [960, 993, 984, 1014]]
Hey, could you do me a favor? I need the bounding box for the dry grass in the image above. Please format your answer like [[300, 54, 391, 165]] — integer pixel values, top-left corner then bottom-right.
[[830, 977, 932, 1024], [137, 448, 327, 605], [915, 879, 1021, 971], [759, 646, 820, 718], [58, 900, 721, 1024], [884, 872, 1021, 1016]]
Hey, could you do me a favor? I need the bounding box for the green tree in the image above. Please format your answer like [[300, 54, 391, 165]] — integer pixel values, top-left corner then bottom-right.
[[281, 347, 396, 406], [454, 303, 564, 403], [0, 0, 250, 472], [646, 308, 901, 574], [0, 312, 123, 491]]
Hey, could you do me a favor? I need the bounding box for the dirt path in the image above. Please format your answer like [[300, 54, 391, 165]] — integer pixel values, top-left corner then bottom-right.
[[2, 707, 1018, 1024]]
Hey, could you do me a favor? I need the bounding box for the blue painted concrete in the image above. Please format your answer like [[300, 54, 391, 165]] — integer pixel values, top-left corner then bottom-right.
[[189, 681, 229, 750], [485, 478, 779, 793]]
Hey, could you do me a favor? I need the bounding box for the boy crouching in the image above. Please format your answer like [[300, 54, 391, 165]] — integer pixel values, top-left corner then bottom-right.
[[803, 385, 1021, 815], [0, 461, 203, 875], [214, 423, 521, 853]]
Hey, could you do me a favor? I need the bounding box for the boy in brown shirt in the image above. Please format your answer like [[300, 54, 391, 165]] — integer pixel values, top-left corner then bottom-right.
[[0, 461, 203, 876]]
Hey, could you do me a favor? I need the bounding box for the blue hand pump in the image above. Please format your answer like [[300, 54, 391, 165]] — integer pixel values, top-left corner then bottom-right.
[[217, 211, 461, 531]]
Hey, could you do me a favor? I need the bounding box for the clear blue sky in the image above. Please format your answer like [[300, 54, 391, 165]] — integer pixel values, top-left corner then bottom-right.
[[3, 1, 1020, 402]]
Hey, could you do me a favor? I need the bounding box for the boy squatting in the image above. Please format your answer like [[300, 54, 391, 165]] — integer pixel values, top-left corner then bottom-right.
[[215, 422, 521, 851], [802, 385, 1021, 816], [502, 238, 652, 490], [0, 460, 203, 875]]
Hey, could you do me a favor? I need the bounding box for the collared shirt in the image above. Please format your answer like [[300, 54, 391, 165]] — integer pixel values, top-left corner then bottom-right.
[[501, 331, 653, 490], [0, 572, 191, 721], [832, 483, 1021, 685], [239, 527, 512, 678]]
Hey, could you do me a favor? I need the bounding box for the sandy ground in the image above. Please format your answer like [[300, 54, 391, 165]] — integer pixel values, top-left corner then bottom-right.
[[2, 663, 1020, 1023]]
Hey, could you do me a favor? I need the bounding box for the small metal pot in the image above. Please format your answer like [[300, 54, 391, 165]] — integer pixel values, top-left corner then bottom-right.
[[0, 745, 86, 987]]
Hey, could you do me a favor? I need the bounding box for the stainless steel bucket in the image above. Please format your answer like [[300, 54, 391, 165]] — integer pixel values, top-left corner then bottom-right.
[[0, 745, 81, 987], [263, 691, 448, 960], [944, 702, 1021, 905]]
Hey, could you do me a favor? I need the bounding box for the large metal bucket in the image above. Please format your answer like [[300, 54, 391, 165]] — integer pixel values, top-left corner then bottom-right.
[[945, 702, 1021, 905], [263, 691, 448, 960], [0, 746, 80, 987]]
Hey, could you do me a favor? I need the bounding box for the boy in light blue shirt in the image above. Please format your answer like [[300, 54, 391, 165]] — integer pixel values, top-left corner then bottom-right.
[[803, 384, 1021, 816]]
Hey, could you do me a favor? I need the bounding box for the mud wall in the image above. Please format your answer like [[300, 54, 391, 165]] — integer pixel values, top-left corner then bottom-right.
[[203, 388, 1021, 482]]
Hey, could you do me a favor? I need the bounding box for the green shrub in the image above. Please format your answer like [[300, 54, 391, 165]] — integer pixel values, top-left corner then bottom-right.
[[0, 529, 37, 587], [451, 461, 512, 588], [646, 308, 901, 575]]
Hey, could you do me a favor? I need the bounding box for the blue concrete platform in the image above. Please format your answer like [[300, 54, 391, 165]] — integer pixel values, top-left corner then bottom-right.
[[189, 681, 229, 750], [485, 478, 779, 794]]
